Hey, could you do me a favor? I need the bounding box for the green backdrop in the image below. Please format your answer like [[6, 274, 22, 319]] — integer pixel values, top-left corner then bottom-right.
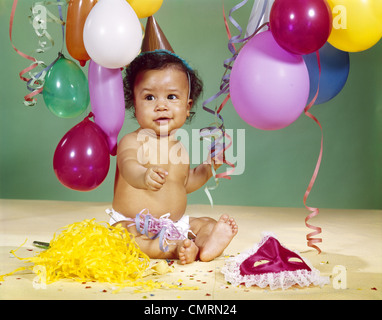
[[1, 0, 381, 209]]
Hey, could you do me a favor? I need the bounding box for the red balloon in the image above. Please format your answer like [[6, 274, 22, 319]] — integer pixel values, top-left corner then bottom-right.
[[53, 115, 110, 191], [270, 0, 332, 55]]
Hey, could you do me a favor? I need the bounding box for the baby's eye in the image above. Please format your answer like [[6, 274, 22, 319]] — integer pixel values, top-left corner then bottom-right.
[[167, 94, 177, 100], [145, 94, 155, 101]]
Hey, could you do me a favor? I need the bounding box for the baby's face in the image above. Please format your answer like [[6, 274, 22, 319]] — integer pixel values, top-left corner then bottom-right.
[[133, 67, 192, 137]]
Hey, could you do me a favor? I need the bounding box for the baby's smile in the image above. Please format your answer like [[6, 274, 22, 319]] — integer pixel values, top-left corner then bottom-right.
[[154, 115, 172, 125]]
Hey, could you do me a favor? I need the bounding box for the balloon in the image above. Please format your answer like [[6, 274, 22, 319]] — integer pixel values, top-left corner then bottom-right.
[[43, 55, 89, 118], [88, 60, 125, 156], [53, 115, 110, 191], [229, 31, 310, 131], [371, 0, 382, 23], [83, 0, 142, 69], [327, 0, 382, 52], [303, 42, 350, 105], [270, 0, 332, 55], [141, 16, 174, 53], [127, 0, 163, 19], [66, 0, 97, 67]]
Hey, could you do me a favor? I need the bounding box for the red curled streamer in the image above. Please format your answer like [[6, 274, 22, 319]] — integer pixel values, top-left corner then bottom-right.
[[303, 51, 323, 254], [10, 0, 43, 105]]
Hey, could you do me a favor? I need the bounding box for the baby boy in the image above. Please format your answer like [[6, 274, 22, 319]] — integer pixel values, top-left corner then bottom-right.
[[109, 50, 237, 264]]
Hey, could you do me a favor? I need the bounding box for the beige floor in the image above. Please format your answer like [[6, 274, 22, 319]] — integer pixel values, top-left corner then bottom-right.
[[0, 199, 381, 300]]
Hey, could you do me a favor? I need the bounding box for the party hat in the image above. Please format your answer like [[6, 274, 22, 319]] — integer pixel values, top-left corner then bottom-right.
[[141, 16, 174, 53]]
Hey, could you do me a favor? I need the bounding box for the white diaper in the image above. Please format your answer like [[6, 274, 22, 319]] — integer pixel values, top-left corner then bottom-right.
[[106, 208, 194, 252], [106, 208, 133, 225]]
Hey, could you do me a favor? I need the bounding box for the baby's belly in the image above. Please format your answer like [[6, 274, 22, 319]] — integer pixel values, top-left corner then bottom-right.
[[113, 181, 187, 221]]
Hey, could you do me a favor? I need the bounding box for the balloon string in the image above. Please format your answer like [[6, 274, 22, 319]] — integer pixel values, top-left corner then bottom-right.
[[303, 51, 323, 254]]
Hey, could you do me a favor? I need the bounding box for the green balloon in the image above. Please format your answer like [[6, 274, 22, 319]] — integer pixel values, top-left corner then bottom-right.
[[43, 56, 89, 118]]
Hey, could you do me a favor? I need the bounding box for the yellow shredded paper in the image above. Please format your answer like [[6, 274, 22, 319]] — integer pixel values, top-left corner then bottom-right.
[[0, 219, 198, 293]]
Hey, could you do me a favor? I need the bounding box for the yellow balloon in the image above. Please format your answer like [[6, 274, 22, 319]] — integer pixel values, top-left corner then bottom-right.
[[371, 0, 382, 23], [327, 0, 382, 52], [127, 0, 163, 19]]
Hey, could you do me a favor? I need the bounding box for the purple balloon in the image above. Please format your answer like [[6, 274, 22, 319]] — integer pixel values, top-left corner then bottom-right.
[[53, 116, 110, 191], [88, 59, 125, 156], [230, 31, 310, 131]]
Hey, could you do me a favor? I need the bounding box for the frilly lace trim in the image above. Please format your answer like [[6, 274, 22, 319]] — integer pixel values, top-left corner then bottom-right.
[[221, 232, 330, 290]]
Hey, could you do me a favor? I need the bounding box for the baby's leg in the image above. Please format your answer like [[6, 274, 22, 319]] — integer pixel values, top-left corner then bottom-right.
[[113, 221, 198, 264], [190, 215, 238, 262]]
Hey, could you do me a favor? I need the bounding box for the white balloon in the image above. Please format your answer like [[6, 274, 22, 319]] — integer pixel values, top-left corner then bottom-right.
[[83, 0, 142, 69]]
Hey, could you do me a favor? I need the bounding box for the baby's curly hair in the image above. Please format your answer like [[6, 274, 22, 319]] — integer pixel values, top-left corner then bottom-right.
[[123, 50, 203, 122]]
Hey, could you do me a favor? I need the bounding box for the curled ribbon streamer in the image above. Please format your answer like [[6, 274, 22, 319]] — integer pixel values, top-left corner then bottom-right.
[[9, 0, 66, 106], [29, 1, 67, 53], [303, 51, 323, 254], [199, 1, 248, 205], [200, 0, 270, 205]]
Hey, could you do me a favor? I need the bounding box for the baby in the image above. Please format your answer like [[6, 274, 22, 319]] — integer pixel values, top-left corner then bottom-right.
[[109, 50, 238, 264]]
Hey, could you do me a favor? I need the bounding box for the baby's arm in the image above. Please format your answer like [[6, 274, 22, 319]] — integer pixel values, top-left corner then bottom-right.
[[185, 159, 222, 194], [117, 134, 168, 191]]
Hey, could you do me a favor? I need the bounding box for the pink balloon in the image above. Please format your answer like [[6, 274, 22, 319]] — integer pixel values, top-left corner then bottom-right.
[[88, 59, 125, 156], [270, 0, 332, 55], [53, 116, 110, 191], [229, 31, 310, 131]]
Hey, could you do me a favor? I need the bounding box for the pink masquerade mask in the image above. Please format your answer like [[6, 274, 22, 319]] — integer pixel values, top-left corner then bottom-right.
[[240, 236, 311, 275], [222, 233, 329, 290]]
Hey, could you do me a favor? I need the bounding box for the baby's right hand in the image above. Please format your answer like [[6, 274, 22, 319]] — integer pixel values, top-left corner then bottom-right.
[[144, 166, 168, 191]]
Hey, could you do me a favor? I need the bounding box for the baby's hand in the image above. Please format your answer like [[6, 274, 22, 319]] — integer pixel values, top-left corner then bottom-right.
[[144, 166, 168, 191], [207, 150, 224, 171]]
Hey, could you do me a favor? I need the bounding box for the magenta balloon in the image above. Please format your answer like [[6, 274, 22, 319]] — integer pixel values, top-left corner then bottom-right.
[[270, 0, 332, 55], [229, 31, 310, 131], [88, 59, 125, 156], [53, 117, 110, 191]]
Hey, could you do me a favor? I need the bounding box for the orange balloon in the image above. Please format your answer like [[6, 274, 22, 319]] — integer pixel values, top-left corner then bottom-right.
[[66, 0, 97, 66]]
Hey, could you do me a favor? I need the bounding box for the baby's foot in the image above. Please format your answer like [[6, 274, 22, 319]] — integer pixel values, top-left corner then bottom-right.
[[178, 239, 199, 265], [199, 214, 238, 262]]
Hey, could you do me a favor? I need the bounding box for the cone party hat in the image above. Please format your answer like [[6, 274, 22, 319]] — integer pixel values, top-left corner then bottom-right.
[[141, 16, 174, 53]]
